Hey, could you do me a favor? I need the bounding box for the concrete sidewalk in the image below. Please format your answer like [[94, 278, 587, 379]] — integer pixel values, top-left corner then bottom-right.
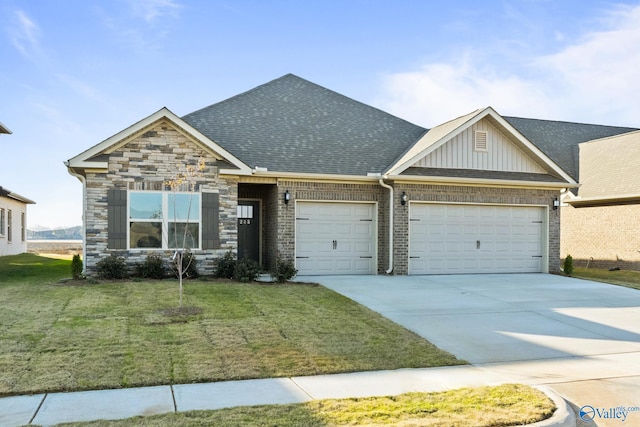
[[1, 363, 576, 427]]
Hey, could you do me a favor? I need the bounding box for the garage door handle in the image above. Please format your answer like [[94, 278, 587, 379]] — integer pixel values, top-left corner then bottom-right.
[[360, 256, 373, 259], [477, 240, 480, 249], [332, 240, 337, 250], [296, 256, 309, 259]]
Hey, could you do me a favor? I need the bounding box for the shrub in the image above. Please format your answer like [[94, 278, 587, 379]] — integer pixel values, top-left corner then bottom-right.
[[563, 254, 574, 276], [173, 250, 199, 279], [135, 254, 166, 279], [214, 251, 236, 278], [271, 257, 298, 283], [71, 254, 83, 280], [233, 257, 261, 282], [95, 254, 128, 279]]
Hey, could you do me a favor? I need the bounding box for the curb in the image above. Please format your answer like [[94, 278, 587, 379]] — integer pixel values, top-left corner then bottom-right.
[[529, 386, 576, 427]]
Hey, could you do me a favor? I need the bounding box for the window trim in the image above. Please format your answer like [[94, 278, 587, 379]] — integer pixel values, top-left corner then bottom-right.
[[128, 190, 202, 250], [0, 208, 4, 237], [7, 209, 12, 243]]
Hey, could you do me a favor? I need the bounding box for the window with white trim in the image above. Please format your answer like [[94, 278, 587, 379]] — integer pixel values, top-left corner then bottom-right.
[[128, 191, 200, 249], [7, 209, 12, 243]]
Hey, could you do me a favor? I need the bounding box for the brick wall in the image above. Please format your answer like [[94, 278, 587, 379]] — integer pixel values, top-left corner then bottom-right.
[[561, 203, 640, 270], [84, 121, 237, 275]]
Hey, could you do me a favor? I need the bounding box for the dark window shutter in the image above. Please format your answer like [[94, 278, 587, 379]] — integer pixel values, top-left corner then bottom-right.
[[108, 189, 127, 249], [202, 192, 220, 249]]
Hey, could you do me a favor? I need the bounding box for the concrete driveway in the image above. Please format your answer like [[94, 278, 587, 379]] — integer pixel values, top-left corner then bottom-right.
[[309, 274, 640, 426]]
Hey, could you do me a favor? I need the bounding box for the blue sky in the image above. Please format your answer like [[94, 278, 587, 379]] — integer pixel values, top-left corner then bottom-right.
[[2, 0, 640, 228]]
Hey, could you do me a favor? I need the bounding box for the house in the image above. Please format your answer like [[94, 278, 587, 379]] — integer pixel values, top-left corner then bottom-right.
[[561, 131, 640, 269], [0, 186, 35, 256], [66, 74, 577, 276]]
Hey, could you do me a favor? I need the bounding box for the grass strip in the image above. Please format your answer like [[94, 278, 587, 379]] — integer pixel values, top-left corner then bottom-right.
[[54, 384, 555, 427]]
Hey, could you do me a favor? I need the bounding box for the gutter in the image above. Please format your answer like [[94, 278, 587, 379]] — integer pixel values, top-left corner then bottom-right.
[[378, 176, 394, 274], [64, 162, 87, 274]]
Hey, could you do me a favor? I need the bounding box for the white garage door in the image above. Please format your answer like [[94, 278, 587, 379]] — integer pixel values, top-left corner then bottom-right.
[[296, 202, 376, 275], [409, 203, 545, 274]]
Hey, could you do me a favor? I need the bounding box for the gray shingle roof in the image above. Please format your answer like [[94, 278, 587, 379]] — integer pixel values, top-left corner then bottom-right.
[[401, 167, 566, 183], [182, 74, 427, 176], [504, 117, 638, 181]]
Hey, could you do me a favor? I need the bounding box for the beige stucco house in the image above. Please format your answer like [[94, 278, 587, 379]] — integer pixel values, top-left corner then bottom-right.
[[66, 74, 577, 276]]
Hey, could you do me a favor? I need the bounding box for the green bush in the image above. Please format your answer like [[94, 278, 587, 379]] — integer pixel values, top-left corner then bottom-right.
[[271, 257, 298, 283], [214, 251, 236, 278], [173, 250, 199, 279], [136, 254, 166, 279], [233, 257, 261, 282], [563, 254, 574, 276], [71, 254, 83, 280], [95, 254, 128, 279]]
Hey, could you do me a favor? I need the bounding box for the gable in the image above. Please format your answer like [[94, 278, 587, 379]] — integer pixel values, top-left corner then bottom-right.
[[414, 118, 547, 174], [386, 107, 576, 186], [66, 108, 251, 176]]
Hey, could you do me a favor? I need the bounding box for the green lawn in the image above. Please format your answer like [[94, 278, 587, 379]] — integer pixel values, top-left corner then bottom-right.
[[0, 254, 464, 397], [571, 267, 640, 291], [55, 384, 555, 427]]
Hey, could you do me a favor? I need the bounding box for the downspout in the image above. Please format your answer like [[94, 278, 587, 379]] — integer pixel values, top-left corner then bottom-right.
[[378, 177, 394, 274], [64, 163, 87, 274]]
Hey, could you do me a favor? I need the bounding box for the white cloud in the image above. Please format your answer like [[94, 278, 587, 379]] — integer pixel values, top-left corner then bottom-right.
[[8, 9, 42, 59], [377, 4, 640, 128], [128, 0, 182, 23]]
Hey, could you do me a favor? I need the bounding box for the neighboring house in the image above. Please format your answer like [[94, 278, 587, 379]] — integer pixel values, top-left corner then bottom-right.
[[0, 187, 35, 256], [561, 131, 640, 269], [504, 118, 640, 270], [66, 74, 576, 276]]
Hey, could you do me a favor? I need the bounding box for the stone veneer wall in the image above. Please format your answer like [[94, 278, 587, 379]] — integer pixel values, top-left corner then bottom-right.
[[276, 180, 389, 273], [84, 121, 237, 275], [392, 184, 561, 275], [561, 203, 640, 270]]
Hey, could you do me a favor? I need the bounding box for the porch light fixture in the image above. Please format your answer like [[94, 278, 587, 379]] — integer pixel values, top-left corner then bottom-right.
[[553, 197, 560, 210], [284, 190, 291, 205], [400, 191, 408, 206]]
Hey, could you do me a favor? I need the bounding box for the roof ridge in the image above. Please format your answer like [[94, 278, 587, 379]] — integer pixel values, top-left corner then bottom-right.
[[505, 115, 639, 130]]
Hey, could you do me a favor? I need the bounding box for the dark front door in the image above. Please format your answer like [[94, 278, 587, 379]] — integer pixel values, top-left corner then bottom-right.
[[237, 200, 260, 263]]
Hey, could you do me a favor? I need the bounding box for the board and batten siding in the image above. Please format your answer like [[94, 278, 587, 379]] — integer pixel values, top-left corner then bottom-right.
[[415, 118, 546, 173]]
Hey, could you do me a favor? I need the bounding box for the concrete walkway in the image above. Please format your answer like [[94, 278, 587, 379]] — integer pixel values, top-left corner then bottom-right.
[[2, 273, 639, 426], [1, 364, 574, 427]]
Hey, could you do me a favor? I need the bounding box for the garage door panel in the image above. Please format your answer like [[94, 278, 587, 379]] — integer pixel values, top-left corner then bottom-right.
[[296, 202, 376, 275], [410, 203, 545, 274]]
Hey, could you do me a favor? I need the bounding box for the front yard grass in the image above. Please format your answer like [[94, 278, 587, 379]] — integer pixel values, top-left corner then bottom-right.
[[571, 267, 640, 291], [56, 384, 555, 427], [0, 254, 465, 397]]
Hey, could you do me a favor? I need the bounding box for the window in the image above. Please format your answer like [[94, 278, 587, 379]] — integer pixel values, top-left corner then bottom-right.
[[7, 209, 12, 243], [129, 191, 200, 249], [21, 212, 26, 242], [0, 208, 4, 237]]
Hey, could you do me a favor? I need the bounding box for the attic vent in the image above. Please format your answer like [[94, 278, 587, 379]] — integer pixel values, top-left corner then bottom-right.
[[474, 130, 488, 152]]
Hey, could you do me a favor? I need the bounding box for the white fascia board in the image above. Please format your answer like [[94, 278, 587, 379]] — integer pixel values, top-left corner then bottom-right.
[[390, 174, 573, 189], [566, 193, 640, 205]]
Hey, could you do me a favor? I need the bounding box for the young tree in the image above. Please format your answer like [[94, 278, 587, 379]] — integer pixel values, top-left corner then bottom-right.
[[164, 157, 205, 308]]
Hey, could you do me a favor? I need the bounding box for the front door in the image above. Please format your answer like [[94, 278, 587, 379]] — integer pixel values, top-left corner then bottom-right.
[[237, 200, 260, 264]]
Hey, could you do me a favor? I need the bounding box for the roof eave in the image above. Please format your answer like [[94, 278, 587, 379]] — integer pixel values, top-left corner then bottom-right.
[[566, 193, 640, 206], [389, 173, 574, 189]]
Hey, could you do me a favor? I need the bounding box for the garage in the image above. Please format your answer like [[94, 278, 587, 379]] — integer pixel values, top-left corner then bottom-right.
[[295, 201, 376, 275], [409, 203, 546, 274]]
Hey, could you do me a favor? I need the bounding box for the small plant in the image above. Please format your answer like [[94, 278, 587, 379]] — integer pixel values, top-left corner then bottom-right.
[[214, 251, 236, 278], [95, 254, 128, 279], [172, 250, 199, 279], [71, 254, 83, 280], [563, 254, 574, 276], [271, 257, 298, 283], [136, 254, 166, 279], [233, 257, 261, 282]]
